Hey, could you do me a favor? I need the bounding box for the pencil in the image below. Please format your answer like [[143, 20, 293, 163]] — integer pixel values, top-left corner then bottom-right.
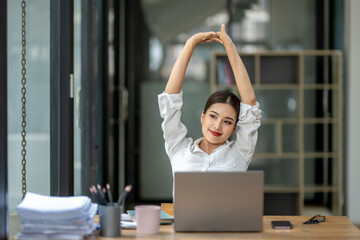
[[91, 185, 101, 205], [106, 183, 113, 205], [93, 185, 106, 205], [117, 185, 132, 205], [89, 187, 96, 203], [97, 184, 107, 205]]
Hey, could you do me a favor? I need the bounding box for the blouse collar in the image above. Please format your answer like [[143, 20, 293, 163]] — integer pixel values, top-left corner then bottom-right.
[[192, 138, 229, 154]]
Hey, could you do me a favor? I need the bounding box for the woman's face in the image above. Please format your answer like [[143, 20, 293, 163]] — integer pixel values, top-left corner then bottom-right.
[[201, 103, 237, 147]]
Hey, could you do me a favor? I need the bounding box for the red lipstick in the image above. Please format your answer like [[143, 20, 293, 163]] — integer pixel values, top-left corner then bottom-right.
[[209, 130, 221, 136]]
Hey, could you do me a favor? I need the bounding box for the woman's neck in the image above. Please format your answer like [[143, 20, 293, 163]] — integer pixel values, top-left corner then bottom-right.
[[199, 139, 224, 155]]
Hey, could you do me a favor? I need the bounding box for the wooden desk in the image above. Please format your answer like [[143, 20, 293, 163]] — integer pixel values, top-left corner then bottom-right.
[[91, 215, 360, 239], [10, 205, 360, 240], [92, 203, 360, 239]]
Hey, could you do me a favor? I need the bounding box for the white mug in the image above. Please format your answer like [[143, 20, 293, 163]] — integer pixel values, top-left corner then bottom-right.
[[135, 205, 161, 234]]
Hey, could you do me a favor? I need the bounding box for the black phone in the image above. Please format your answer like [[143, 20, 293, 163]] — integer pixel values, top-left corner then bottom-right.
[[271, 220, 292, 229]]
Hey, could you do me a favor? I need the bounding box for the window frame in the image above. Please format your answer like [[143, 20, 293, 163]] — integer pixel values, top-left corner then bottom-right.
[[50, 0, 74, 196], [0, 0, 8, 238]]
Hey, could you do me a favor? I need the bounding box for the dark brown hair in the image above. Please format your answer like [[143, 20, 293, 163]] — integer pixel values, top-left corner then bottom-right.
[[203, 90, 240, 120]]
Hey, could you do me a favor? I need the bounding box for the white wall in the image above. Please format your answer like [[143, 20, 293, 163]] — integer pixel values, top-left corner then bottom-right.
[[345, 0, 360, 226]]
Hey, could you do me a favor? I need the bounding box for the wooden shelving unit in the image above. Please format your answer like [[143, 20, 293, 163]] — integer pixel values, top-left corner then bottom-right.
[[211, 50, 343, 215]]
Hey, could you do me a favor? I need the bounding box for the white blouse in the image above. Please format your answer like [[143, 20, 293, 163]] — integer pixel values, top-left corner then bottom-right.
[[158, 91, 261, 175]]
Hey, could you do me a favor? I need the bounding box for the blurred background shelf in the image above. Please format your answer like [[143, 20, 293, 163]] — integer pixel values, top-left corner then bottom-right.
[[211, 50, 343, 216]]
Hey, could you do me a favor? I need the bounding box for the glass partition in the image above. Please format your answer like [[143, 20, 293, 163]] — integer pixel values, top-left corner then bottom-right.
[[7, 1, 50, 211]]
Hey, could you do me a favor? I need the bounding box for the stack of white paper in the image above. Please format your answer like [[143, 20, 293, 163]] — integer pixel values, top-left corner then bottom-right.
[[16, 192, 97, 239]]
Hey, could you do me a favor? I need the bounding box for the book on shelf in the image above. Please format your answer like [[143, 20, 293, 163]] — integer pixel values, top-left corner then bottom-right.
[[216, 59, 234, 86]]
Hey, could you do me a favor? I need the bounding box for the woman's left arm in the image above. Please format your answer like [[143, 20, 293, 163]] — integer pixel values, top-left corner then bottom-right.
[[217, 24, 256, 106]]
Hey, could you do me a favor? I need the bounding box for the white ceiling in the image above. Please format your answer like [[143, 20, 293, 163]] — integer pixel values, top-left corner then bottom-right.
[[141, 0, 227, 43]]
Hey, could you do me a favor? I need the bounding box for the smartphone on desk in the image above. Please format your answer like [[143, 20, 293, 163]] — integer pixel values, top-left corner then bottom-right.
[[271, 221, 292, 229]]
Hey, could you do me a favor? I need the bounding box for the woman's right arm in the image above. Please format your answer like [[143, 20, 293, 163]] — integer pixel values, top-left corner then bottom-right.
[[164, 32, 221, 94], [161, 32, 221, 157]]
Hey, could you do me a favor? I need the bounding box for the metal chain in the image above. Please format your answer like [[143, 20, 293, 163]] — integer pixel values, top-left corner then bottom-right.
[[21, 0, 27, 199]]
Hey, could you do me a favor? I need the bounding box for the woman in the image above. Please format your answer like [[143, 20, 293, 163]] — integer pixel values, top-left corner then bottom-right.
[[158, 24, 261, 176]]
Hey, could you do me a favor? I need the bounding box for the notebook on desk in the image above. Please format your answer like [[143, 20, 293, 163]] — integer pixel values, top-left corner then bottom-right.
[[174, 171, 264, 232]]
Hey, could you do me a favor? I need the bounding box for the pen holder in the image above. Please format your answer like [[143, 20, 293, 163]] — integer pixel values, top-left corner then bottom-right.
[[99, 205, 122, 237]]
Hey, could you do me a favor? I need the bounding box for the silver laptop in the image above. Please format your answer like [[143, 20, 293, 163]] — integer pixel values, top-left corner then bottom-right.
[[174, 171, 264, 232]]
